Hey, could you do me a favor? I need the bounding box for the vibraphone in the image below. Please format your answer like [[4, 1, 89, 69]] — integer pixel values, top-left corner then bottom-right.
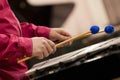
[[26, 36, 120, 80]]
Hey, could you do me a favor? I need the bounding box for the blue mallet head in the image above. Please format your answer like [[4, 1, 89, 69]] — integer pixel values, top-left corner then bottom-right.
[[104, 25, 114, 34], [90, 25, 100, 34]]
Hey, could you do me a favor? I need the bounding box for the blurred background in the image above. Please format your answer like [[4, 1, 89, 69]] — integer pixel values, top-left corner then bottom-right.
[[8, 0, 120, 80]]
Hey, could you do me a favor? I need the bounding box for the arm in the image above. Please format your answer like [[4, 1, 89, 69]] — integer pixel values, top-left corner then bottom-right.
[[20, 22, 50, 38], [0, 34, 32, 63]]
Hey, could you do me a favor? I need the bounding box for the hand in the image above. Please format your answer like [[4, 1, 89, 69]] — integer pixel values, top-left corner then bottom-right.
[[31, 37, 56, 59], [49, 28, 72, 46]]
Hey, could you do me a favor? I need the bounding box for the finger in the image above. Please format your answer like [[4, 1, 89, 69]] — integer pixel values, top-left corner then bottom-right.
[[47, 39, 56, 54], [64, 42, 72, 46], [69, 41, 72, 45], [40, 53, 44, 59], [44, 40, 54, 55], [37, 52, 44, 59], [57, 30, 71, 37], [43, 46, 50, 57], [56, 33, 70, 42]]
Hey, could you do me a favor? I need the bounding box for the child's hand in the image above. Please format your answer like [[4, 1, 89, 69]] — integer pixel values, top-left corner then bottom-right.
[[49, 28, 72, 46], [31, 37, 56, 59]]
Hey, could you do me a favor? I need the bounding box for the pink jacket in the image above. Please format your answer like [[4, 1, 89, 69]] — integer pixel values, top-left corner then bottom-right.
[[0, 0, 50, 80]]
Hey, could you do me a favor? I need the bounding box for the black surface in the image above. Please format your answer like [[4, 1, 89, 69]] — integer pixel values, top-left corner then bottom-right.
[[34, 54, 120, 80]]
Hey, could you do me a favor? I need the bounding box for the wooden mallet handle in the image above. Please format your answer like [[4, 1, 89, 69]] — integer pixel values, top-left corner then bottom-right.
[[18, 32, 91, 63], [18, 25, 104, 63]]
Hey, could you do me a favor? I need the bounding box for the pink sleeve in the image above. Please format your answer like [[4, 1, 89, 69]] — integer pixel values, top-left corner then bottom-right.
[[0, 34, 32, 62], [20, 22, 51, 38]]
